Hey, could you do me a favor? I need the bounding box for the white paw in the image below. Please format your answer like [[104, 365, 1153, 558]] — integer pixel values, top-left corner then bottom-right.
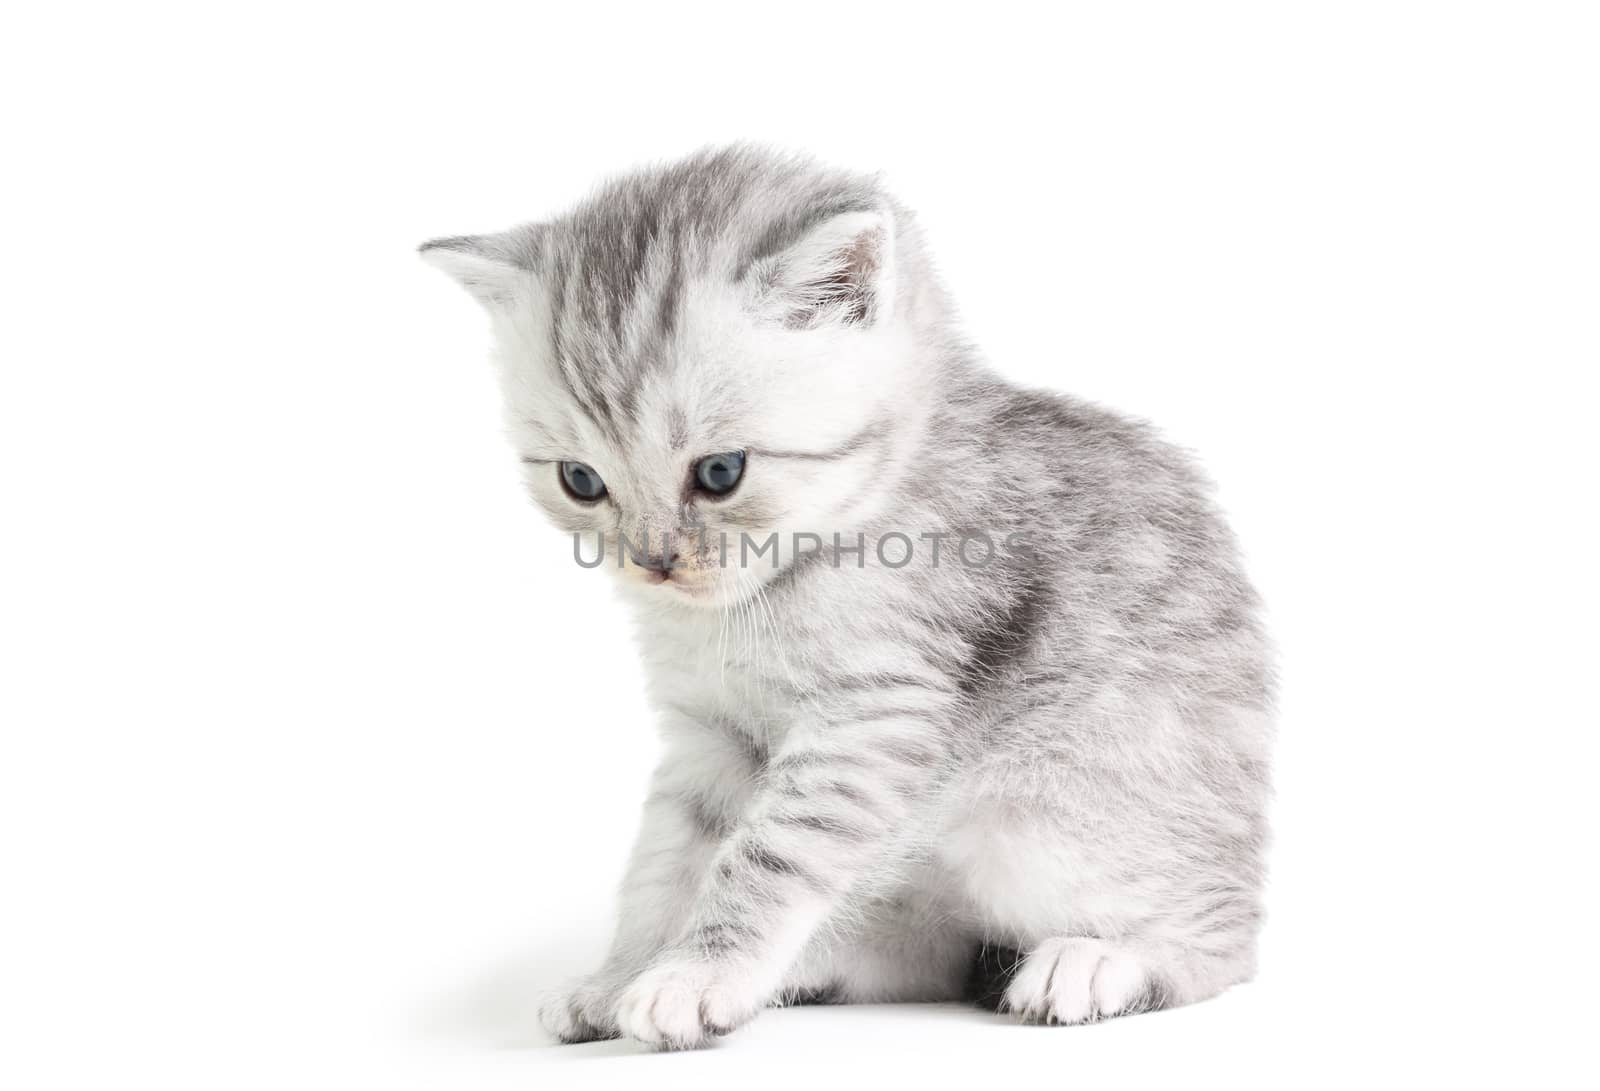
[[1003, 937, 1147, 1024], [538, 975, 622, 1043], [613, 955, 764, 1049]]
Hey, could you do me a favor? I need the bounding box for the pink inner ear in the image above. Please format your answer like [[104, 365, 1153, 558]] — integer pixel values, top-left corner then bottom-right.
[[783, 223, 888, 329], [821, 227, 886, 324]]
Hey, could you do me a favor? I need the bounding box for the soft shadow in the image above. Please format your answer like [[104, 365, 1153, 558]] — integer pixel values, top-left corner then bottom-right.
[[419, 936, 609, 1051], [418, 939, 1014, 1056]]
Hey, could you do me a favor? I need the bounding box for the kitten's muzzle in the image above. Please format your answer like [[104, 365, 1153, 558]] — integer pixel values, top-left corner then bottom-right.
[[637, 551, 682, 584]]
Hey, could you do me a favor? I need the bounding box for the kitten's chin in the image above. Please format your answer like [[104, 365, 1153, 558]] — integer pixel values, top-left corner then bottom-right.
[[661, 578, 718, 605]]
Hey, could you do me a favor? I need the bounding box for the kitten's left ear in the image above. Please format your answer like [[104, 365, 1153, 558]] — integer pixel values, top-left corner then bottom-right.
[[751, 209, 896, 328], [418, 228, 541, 309]]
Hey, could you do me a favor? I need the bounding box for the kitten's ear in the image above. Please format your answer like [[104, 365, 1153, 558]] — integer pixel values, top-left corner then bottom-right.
[[418, 228, 540, 309], [751, 209, 896, 328]]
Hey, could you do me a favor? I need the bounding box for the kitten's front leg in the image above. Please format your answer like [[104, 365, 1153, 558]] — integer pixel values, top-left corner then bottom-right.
[[614, 701, 951, 1048], [539, 742, 740, 1043]]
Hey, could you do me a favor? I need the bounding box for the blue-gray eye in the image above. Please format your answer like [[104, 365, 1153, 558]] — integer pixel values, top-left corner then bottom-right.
[[559, 461, 606, 501], [695, 451, 745, 495]]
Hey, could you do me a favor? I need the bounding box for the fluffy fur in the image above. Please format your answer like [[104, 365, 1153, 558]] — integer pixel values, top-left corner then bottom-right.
[[422, 146, 1274, 1048]]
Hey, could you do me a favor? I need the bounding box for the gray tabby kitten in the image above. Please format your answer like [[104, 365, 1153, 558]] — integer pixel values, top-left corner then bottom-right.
[[422, 146, 1274, 1048]]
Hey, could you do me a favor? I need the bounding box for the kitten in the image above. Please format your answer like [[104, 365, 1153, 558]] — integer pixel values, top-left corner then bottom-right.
[[422, 145, 1274, 1048]]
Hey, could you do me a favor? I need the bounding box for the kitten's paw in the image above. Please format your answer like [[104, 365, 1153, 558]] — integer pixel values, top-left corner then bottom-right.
[[538, 976, 622, 1044], [1003, 937, 1147, 1025], [613, 955, 764, 1050]]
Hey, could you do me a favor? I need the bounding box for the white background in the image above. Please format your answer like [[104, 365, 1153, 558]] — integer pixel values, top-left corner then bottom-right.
[[3, 3, 1596, 1088]]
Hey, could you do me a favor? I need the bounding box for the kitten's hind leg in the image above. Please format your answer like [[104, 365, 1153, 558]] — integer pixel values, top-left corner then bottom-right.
[[998, 937, 1165, 1024]]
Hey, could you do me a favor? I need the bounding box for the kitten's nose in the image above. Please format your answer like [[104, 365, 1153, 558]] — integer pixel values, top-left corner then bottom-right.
[[640, 550, 682, 583]]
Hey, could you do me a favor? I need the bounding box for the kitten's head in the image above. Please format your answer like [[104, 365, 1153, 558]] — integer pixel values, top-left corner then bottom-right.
[[422, 146, 936, 609]]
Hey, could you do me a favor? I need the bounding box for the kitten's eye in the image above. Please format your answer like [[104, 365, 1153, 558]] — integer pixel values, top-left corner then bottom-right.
[[559, 461, 607, 502], [694, 451, 745, 495]]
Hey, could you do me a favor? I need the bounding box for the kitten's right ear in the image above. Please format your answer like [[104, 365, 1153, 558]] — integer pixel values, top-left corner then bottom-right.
[[418, 229, 540, 309]]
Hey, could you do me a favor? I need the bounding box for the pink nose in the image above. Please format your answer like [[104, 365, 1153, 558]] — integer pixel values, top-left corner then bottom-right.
[[640, 551, 681, 582]]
